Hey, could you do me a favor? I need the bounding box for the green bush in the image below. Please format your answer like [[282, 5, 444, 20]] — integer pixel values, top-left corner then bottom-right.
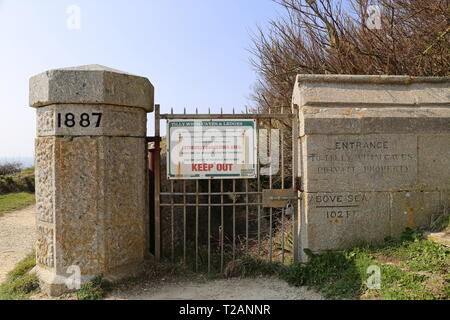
[[0, 251, 39, 300], [0, 162, 22, 175], [76, 276, 110, 300], [0, 167, 35, 195], [280, 247, 373, 299], [224, 255, 283, 278], [279, 229, 449, 300]]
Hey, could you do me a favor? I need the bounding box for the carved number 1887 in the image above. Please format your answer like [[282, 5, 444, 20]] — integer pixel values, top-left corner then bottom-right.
[[57, 113, 102, 128]]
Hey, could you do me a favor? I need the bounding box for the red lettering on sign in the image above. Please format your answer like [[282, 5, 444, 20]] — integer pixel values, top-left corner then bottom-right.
[[192, 164, 214, 172], [216, 164, 233, 172]]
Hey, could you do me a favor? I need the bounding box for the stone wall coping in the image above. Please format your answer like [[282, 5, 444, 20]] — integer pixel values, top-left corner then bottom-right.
[[29, 64, 154, 112], [293, 74, 450, 107]]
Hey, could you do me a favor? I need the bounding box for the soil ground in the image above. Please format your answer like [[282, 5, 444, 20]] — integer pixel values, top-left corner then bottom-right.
[[106, 277, 323, 300], [0, 205, 36, 284], [1, 205, 322, 300]]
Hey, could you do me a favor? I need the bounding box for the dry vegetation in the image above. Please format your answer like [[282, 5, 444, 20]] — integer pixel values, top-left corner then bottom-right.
[[251, 0, 450, 112]]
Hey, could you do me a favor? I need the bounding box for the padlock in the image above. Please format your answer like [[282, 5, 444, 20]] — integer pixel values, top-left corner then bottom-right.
[[285, 201, 294, 216]]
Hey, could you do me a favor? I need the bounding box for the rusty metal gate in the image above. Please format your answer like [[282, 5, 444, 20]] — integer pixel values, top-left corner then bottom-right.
[[149, 105, 301, 273]]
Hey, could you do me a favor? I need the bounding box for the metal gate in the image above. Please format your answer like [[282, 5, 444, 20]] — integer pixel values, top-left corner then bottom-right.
[[149, 105, 301, 273]]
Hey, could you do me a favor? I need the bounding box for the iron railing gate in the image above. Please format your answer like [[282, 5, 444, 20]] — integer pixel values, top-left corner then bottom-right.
[[149, 105, 300, 273]]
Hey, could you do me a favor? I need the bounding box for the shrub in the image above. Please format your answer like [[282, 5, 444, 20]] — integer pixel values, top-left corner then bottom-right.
[[0, 251, 39, 300], [224, 255, 284, 278], [0, 167, 35, 195], [0, 162, 23, 176], [76, 276, 110, 300]]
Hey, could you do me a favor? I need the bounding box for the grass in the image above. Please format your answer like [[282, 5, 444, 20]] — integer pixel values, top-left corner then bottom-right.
[[0, 251, 109, 300], [224, 255, 284, 278], [280, 229, 449, 300], [0, 251, 40, 300], [0, 192, 36, 217], [0, 167, 35, 195], [76, 276, 111, 300]]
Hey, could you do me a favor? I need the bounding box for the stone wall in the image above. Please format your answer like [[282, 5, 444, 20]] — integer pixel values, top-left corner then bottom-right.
[[292, 75, 450, 260], [30, 65, 154, 296]]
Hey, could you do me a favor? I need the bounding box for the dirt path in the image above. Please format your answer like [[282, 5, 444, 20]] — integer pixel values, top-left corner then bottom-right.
[[0, 206, 322, 300], [107, 277, 323, 300], [0, 205, 36, 284]]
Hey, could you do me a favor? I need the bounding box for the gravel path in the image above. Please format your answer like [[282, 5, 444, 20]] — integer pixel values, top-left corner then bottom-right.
[[0, 205, 322, 300], [0, 205, 36, 284], [107, 277, 323, 300]]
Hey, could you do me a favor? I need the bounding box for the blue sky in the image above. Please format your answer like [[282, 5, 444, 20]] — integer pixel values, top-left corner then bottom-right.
[[0, 0, 281, 158]]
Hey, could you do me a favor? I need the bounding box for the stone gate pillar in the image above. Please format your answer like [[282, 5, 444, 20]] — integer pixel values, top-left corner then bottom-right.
[[292, 75, 450, 261], [29, 65, 154, 296]]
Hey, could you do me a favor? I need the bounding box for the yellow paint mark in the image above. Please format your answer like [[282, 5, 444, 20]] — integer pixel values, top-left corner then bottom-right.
[[177, 162, 181, 177], [342, 108, 352, 117], [406, 207, 416, 228]]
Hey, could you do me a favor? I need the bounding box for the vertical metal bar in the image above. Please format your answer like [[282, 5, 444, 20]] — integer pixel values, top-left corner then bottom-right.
[[208, 107, 211, 273], [147, 142, 154, 259], [183, 181, 187, 264], [232, 179, 236, 260], [208, 179, 211, 274], [171, 179, 174, 262], [281, 106, 285, 264], [196, 180, 199, 272], [183, 106, 187, 265], [170, 107, 174, 262], [220, 179, 224, 273], [245, 178, 249, 252], [154, 104, 161, 262], [292, 108, 300, 263]]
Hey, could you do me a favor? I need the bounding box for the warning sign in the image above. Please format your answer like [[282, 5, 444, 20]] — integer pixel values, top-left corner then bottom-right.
[[167, 119, 257, 179]]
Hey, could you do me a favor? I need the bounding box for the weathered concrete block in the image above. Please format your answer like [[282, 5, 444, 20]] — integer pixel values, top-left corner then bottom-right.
[[389, 191, 441, 236], [301, 192, 390, 255], [30, 64, 154, 112], [31, 65, 152, 296], [302, 134, 418, 192], [36, 104, 147, 137], [292, 75, 450, 108], [417, 135, 450, 190], [299, 107, 450, 136], [293, 75, 450, 259]]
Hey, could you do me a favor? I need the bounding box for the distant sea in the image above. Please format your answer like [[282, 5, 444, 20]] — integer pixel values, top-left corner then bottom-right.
[[0, 157, 35, 168]]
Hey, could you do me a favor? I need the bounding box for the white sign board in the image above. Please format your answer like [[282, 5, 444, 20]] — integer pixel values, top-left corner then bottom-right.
[[167, 119, 257, 179]]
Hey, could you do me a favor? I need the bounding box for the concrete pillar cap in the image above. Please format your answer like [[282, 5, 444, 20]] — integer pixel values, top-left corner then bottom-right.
[[29, 64, 154, 112]]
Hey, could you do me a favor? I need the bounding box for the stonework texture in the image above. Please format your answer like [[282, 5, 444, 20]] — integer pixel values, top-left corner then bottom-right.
[[30, 64, 154, 112], [31, 65, 152, 296], [293, 75, 450, 260]]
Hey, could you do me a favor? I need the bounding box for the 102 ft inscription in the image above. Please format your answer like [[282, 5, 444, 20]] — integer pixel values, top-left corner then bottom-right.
[[326, 210, 354, 219], [57, 113, 103, 128]]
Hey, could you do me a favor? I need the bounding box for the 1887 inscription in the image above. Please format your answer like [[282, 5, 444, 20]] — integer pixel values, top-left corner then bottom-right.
[[57, 112, 102, 128]]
